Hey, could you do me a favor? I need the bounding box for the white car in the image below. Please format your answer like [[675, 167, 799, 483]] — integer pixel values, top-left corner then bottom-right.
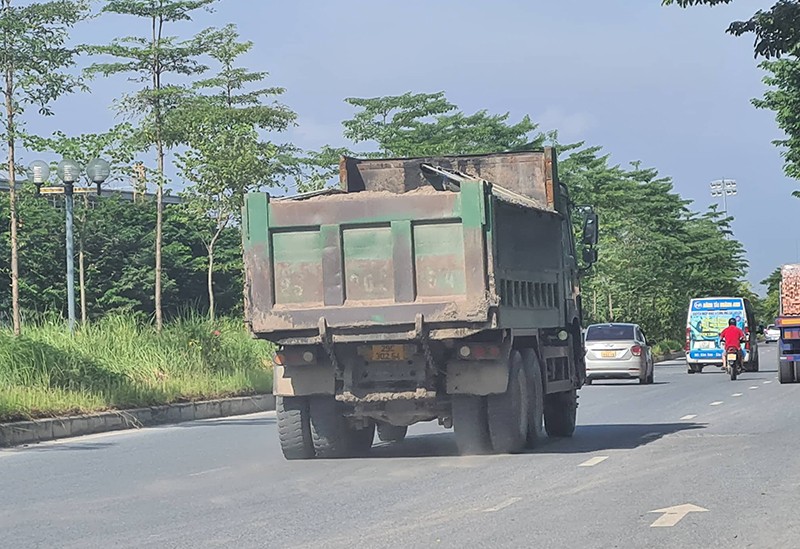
[[584, 323, 654, 385], [764, 324, 780, 343]]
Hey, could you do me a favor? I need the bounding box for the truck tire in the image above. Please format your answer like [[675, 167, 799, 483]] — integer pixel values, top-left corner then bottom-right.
[[779, 361, 795, 384], [522, 349, 546, 449], [276, 396, 314, 460], [544, 389, 577, 438], [452, 395, 491, 455], [377, 423, 408, 443], [309, 396, 352, 459], [487, 351, 529, 454]]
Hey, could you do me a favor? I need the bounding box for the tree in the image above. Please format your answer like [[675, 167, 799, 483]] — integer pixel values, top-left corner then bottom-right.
[[172, 24, 296, 320], [760, 267, 782, 321], [560, 144, 747, 340], [663, 0, 800, 59], [86, 0, 216, 332], [752, 56, 800, 193], [343, 91, 542, 157], [0, 0, 89, 335]]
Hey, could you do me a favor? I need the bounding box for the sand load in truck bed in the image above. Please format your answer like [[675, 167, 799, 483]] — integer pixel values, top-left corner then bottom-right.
[[337, 150, 558, 213], [782, 264, 800, 316]]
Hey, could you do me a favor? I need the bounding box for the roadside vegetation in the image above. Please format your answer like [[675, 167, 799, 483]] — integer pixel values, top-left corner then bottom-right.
[[0, 315, 273, 422]]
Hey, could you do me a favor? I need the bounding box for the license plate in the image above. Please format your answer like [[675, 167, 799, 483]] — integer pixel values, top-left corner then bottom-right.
[[600, 351, 616, 358], [694, 341, 715, 350], [727, 354, 738, 361], [370, 345, 406, 362]]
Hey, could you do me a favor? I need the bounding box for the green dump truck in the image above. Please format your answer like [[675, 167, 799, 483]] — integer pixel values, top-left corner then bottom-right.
[[242, 148, 598, 459]]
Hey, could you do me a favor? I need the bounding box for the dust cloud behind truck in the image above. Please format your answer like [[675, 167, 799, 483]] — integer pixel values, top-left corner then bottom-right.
[[777, 264, 800, 383], [241, 148, 599, 459]]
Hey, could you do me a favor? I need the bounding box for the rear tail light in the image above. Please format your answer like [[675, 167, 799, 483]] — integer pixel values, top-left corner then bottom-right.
[[273, 348, 317, 366], [631, 345, 642, 356], [744, 328, 751, 350], [457, 344, 501, 360], [685, 327, 691, 351]]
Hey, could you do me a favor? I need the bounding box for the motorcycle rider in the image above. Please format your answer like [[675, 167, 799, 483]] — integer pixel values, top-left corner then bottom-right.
[[719, 318, 746, 371]]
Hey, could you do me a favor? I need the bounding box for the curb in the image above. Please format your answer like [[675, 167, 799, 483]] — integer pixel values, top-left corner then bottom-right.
[[0, 394, 276, 448]]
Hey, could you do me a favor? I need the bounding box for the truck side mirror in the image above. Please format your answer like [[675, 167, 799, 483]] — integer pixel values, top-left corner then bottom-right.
[[582, 248, 598, 265], [582, 211, 598, 246]]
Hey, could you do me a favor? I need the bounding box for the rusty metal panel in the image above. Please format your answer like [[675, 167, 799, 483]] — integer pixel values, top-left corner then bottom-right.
[[341, 149, 557, 211]]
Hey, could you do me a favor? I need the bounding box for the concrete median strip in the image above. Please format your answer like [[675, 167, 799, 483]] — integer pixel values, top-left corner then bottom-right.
[[0, 394, 276, 448]]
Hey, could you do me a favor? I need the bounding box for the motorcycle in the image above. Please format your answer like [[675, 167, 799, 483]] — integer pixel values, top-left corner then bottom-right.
[[724, 342, 744, 381]]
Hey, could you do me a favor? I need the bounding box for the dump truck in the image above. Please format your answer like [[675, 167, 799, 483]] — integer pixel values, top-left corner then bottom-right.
[[241, 148, 599, 459], [777, 264, 800, 384]]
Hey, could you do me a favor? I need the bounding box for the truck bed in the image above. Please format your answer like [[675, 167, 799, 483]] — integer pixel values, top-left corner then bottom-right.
[[242, 149, 567, 344]]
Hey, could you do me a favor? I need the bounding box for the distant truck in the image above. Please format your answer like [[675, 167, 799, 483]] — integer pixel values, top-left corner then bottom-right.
[[241, 149, 599, 459], [777, 264, 800, 384]]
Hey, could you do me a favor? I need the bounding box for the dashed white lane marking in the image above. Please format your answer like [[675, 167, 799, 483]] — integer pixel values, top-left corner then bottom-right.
[[579, 456, 609, 467], [189, 466, 231, 477], [750, 386, 759, 390], [764, 381, 773, 384], [680, 415, 697, 420], [483, 497, 522, 512], [732, 393, 743, 397], [710, 401, 723, 406]]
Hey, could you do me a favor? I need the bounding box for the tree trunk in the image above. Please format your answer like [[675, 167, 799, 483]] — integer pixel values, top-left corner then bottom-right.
[[155, 141, 164, 332], [207, 242, 215, 322], [5, 57, 20, 335], [608, 291, 614, 321], [153, 14, 164, 333], [207, 224, 224, 322]]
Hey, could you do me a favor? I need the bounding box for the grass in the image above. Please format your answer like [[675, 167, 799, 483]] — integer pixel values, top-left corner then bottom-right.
[[0, 314, 274, 423], [652, 339, 684, 356]]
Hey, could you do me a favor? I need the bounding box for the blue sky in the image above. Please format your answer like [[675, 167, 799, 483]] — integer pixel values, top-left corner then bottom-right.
[[21, 0, 796, 292]]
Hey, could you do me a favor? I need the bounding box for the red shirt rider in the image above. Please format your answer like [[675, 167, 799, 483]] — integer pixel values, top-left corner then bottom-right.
[[720, 320, 746, 350]]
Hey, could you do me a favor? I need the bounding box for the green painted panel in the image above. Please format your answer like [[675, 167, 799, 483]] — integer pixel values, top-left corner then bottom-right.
[[272, 231, 323, 304], [414, 223, 466, 297], [343, 226, 394, 301]]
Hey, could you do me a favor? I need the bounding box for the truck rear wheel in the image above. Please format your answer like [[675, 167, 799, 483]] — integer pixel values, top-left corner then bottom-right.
[[522, 349, 545, 449], [544, 389, 577, 438], [377, 423, 408, 443], [452, 395, 491, 455], [276, 396, 314, 460], [487, 351, 529, 454], [309, 396, 353, 459], [779, 361, 795, 384]]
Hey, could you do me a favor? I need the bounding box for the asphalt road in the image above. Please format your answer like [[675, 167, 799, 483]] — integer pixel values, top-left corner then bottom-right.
[[2, 344, 798, 549]]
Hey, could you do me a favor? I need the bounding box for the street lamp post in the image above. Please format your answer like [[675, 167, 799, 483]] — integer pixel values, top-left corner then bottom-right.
[[56, 159, 82, 333], [28, 157, 111, 333], [710, 179, 737, 216]]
